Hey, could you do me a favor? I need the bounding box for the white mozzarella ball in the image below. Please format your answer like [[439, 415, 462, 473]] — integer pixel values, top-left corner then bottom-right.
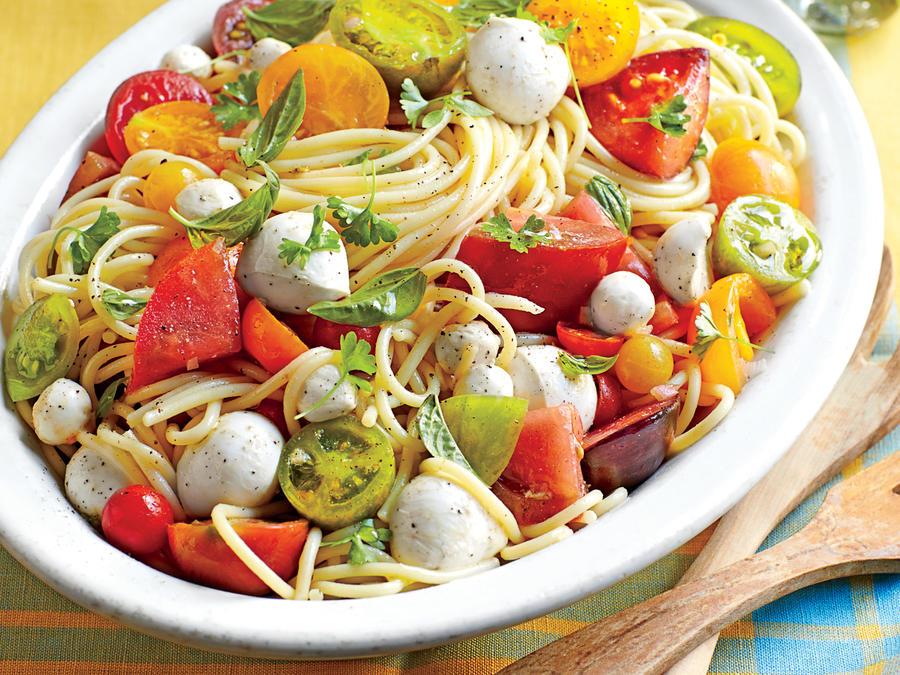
[[509, 345, 597, 431], [64, 447, 133, 521], [160, 44, 213, 78], [434, 321, 501, 373], [32, 378, 92, 446], [174, 179, 243, 221], [390, 475, 507, 570], [466, 17, 570, 125], [249, 38, 292, 72], [297, 364, 358, 423], [237, 211, 350, 314], [589, 271, 656, 336], [454, 364, 515, 397], [653, 217, 713, 305], [176, 411, 283, 518]]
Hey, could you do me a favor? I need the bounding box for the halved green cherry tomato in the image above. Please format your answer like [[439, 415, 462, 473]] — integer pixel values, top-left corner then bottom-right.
[[278, 416, 395, 529], [441, 395, 528, 485], [712, 195, 822, 293], [4, 294, 79, 402], [687, 16, 801, 116], [328, 0, 466, 96]]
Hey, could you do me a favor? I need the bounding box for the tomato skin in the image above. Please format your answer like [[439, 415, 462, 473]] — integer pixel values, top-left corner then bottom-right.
[[105, 70, 213, 164], [242, 299, 309, 373], [101, 486, 175, 557], [709, 138, 800, 214], [453, 209, 627, 333], [311, 317, 381, 351], [64, 151, 120, 200], [594, 372, 624, 427], [556, 322, 623, 357], [148, 237, 243, 287], [130, 240, 242, 393], [559, 190, 616, 229], [493, 404, 588, 526], [212, 0, 270, 55], [584, 48, 710, 179], [168, 519, 308, 595], [616, 246, 660, 294]]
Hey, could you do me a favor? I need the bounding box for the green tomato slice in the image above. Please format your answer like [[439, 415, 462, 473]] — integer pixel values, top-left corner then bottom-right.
[[4, 294, 80, 402], [278, 416, 395, 529], [687, 16, 801, 116], [329, 0, 467, 96], [441, 395, 527, 485], [712, 195, 822, 293]]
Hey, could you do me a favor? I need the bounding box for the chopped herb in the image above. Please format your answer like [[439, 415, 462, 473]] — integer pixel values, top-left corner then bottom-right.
[[585, 174, 632, 235], [52, 207, 121, 275], [238, 70, 306, 167], [623, 95, 691, 137], [450, 0, 520, 27], [692, 301, 771, 359], [558, 351, 617, 376], [319, 518, 391, 566], [399, 78, 493, 130], [243, 0, 336, 46], [96, 376, 126, 421], [101, 288, 147, 320], [416, 394, 478, 475], [296, 332, 376, 420], [691, 138, 709, 161], [516, 5, 575, 45], [211, 71, 261, 130], [327, 161, 399, 247], [277, 205, 341, 269], [481, 213, 551, 253]]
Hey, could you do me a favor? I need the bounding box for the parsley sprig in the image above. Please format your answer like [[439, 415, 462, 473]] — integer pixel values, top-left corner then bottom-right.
[[51, 207, 121, 275], [692, 302, 771, 359], [516, 5, 575, 44], [277, 205, 341, 269], [399, 78, 493, 130], [296, 332, 376, 420], [481, 213, 551, 253], [211, 71, 261, 130], [623, 95, 692, 137], [327, 161, 398, 247], [558, 351, 617, 377], [101, 288, 147, 320], [319, 518, 391, 566]]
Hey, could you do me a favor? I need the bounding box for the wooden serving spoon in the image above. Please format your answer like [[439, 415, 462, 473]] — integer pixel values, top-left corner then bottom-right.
[[501, 247, 900, 675]]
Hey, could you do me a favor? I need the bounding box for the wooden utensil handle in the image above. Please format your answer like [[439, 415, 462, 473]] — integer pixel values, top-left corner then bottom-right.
[[502, 526, 897, 675]]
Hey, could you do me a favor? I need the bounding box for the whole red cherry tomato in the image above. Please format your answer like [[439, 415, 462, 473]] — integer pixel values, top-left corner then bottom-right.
[[311, 317, 380, 351], [101, 486, 175, 557]]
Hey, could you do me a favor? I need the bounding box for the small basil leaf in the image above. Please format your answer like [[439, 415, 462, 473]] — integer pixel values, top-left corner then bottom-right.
[[244, 0, 336, 46], [307, 267, 426, 327], [101, 288, 147, 321], [238, 70, 306, 167], [557, 351, 617, 376], [416, 394, 478, 476], [96, 376, 126, 421], [585, 174, 632, 235]]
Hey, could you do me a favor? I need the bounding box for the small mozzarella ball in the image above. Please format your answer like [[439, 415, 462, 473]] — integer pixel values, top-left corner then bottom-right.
[[390, 475, 507, 570], [297, 364, 358, 423], [237, 211, 350, 314], [174, 179, 242, 221], [466, 17, 570, 125], [589, 271, 656, 336], [64, 447, 133, 521], [249, 38, 292, 72], [32, 378, 92, 445], [654, 217, 713, 305], [176, 411, 283, 518], [509, 345, 597, 431], [454, 364, 515, 397], [160, 44, 213, 79], [434, 321, 501, 373]]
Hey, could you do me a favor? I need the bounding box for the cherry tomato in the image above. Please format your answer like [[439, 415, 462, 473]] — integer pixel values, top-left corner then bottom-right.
[[105, 70, 213, 164], [101, 486, 175, 557], [614, 335, 674, 394], [254, 398, 289, 438], [64, 151, 120, 200], [242, 298, 309, 373], [528, 0, 640, 87], [143, 160, 205, 213], [123, 101, 231, 171], [709, 138, 800, 215], [556, 322, 623, 357], [257, 44, 390, 137], [594, 372, 624, 427], [213, 0, 270, 55], [311, 317, 380, 351]]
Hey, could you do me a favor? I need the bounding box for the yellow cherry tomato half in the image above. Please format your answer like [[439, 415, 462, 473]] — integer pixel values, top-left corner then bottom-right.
[[123, 101, 231, 171], [527, 0, 640, 88], [257, 44, 390, 137], [143, 160, 205, 213], [709, 138, 800, 215], [614, 334, 674, 394]]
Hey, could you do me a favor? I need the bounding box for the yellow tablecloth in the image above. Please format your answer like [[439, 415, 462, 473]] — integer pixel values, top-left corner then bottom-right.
[[0, 2, 897, 673]]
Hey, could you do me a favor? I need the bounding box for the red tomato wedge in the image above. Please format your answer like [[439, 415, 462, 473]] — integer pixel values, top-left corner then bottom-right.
[[148, 237, 242, 287], [64, 151, 120, 200], [213, 0, 270, 56], [559, 190, 617, 229], [168, 519, 309, 596], [583, 48, 710, 179], [130, 240, 242, 393], [594, 372, 624, 427], [105, 70, 213, 164], [616, 246, 660, 294], [453, 209, 627, 333], [493, 404, 588, 526], [310, 317, 381, 351], [242, 299, 309, 373], [556, 322, 623, 357]]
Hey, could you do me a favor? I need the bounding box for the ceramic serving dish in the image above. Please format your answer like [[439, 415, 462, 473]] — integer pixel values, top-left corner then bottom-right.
[[0, 0, 883, 659]]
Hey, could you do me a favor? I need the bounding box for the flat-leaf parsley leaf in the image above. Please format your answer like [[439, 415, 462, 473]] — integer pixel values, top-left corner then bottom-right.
[[295, 332, 376, 420], [277, 205, 341, 269], [623, 95, 691, 137], [481, 213, 551, 253], [318, 518, 391, 566]]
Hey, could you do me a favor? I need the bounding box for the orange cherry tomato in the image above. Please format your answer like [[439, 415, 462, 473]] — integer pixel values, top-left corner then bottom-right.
[[614, 335, 674, 394], [123, 101, 231, 171], [257, 44, 390, 137], [143, 160, 205, 213], [709, 138, 800, 214], [242, 298, 309, 373], [528, 0, 640, 87]]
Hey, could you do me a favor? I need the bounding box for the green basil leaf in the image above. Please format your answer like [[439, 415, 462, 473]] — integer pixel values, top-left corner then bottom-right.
[[557, 351, 617, 376], [416, 394, 478, 476], [169, 163, 280, 247], [451, 0, 519, 27], [51, 207, 121, 275], [101, 288, 147, 321], [96, 376, 126, 421], [238, 70, 306, 167], [244, 0, 336, 46], [307, 267, 425, 327], [585, 174, 632, 235]]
